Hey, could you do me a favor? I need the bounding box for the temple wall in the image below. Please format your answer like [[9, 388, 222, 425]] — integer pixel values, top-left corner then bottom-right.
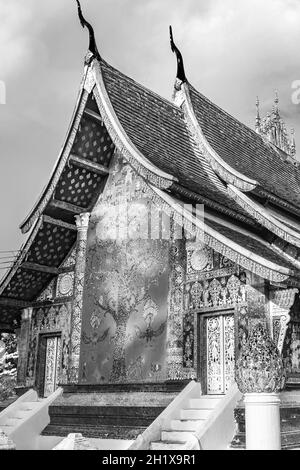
[[15, 154, 298, 391], [79, 155, 171, 384], [282, 293, 300, 382], [77, 153, 276, 386], [26, 302, 71, 389], [16, 251, 75, 390]]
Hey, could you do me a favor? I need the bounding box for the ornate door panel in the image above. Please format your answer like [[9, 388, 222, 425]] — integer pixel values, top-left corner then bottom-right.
[[43, 336, 61, 397], [206, 316, 224, 394], [206, 314, 235, 395]]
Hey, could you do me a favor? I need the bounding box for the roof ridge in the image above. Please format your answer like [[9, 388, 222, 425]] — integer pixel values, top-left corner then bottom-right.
[[100, 59, 183, 115], [188, 82, 299, 166]]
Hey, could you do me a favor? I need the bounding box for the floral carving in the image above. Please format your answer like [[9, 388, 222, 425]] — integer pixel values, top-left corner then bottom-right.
[[235, 323, 285, 393]]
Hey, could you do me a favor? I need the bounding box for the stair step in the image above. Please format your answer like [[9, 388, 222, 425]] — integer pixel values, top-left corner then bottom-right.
[[12, 411, 31, 419], [19, 403, 38, 411], [189, 398, 221, 409], [161, 431, 194, 443], [180, 409, 212, 420], [151, 441, 187, 450], [5, 417, 23, 422], [170, 419, 203, 432]]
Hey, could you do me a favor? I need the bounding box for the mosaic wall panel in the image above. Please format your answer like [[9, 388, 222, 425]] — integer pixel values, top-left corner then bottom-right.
[[72, 114, 115, 165], [186, 243, 237, 283], [269, 289, 298, 354], [236, 273, 268, 353], [61, 247, 76, 269], [56, 272, 75, 298], [25, 303, 72, 387], [43, 336, 62, 397], [55, 166, 103, 208], [182, 239, 247, 372], [3, 269, 54, 301], [185, 273, 247, 311], [283, 323, 300, 376], [283, 293, 300, 380], [36, 248, 76, 302], [26, 222, 76, 268], [167, 226, 195, 380], [80, 154, 170, 384]]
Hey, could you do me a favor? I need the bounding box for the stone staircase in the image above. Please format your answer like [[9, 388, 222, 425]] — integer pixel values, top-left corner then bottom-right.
[[0, 399, 42, 433], [42, 391, 177, 440], [151, 395, 221, 450], [0, 388, 62, 449]]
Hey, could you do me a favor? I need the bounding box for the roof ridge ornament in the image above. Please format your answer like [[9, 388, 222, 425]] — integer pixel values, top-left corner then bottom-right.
[[169, 26, 186, 83], [76, 0, 101, 62]]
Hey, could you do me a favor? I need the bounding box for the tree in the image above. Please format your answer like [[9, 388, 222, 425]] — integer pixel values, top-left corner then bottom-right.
[[0, 333, 18, 401]]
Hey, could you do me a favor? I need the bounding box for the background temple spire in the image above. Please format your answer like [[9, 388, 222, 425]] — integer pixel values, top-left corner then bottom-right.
[[76, 0, 101, 60], [169, 26, 186, 83], [255, 91, 296, 159]]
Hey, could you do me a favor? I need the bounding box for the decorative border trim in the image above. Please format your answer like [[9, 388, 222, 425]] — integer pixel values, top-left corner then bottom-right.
[[173, 183, 257, 228], [181, 83, 258, 192], [0, 217, 45, 297], [92, 60, 177, 190], [254, 187, 300, 219], [148, 186, 293, 283], [228, 184, 300, 248], [19, 64, 92, 234], [270, 288, 298, 353]]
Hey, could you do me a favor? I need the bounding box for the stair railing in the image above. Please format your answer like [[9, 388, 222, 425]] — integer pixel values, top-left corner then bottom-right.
[[129, 380, 201, 450]]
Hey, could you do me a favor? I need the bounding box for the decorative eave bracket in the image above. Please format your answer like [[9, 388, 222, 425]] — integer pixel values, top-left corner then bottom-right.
[[148, 185, 294, 284], [228, 184, 300, 249]]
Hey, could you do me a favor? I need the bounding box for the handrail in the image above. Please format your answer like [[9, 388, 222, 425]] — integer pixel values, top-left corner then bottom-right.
[[195, 383, 241, 450], [129, 381, 201, 450]]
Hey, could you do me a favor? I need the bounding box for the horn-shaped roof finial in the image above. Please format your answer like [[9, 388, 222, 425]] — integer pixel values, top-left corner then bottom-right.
[[169, 26, 186, 83], [76, 0, 101, 60]]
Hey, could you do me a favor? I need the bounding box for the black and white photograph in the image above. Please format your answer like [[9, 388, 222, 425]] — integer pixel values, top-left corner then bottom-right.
[[1, 0, 300, 454]]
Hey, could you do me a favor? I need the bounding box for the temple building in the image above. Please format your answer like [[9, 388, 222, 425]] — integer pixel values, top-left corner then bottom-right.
[[1, 5, 300, 450]]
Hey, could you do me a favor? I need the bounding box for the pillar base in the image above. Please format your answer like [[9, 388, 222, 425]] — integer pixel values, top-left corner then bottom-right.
[[244, 392, 281, 450]]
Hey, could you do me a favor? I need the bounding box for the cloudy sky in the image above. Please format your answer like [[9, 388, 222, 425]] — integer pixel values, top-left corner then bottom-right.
[[0, 0, 300, 269]]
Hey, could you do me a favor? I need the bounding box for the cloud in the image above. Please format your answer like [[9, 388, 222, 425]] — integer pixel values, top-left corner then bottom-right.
[[0, 0, 300, 254]]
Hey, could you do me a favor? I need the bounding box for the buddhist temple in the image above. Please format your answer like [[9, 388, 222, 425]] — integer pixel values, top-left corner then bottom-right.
[[1, 2, 300, 450]]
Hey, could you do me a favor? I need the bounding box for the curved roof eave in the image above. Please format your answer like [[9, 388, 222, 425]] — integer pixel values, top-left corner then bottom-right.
[[19, 65, 92, 234], [149, 185, 295, 284], [228, 184, 300, 248], [0, 217, 44, 297], [91, 59, 178, 190], [180, 82, 258, 193]]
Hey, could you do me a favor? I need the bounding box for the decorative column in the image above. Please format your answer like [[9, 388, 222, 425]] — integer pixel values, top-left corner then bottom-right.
[[16, 308, 33, 388], [69, 212, 90, 383], [236, 323, 285, 450]]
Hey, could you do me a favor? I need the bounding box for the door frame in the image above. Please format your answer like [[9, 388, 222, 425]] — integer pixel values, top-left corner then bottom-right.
[[197, 307, 237, 395], [35, 332, 62, 397]]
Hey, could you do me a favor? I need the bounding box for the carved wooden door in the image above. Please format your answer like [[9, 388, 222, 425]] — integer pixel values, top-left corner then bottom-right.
[[206, 314, 235, 395], [43, 336, 61, 397]]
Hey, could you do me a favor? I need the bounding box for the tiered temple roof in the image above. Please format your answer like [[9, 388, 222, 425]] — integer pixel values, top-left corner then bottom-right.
[[1, 10, 300, 331]]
